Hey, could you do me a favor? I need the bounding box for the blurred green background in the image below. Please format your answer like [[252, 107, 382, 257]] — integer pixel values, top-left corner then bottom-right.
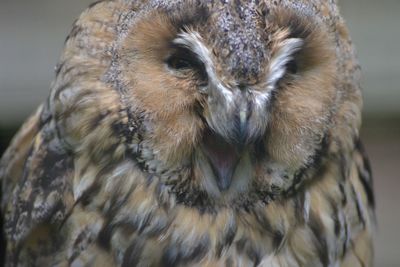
[[0, 1, 399, 266]]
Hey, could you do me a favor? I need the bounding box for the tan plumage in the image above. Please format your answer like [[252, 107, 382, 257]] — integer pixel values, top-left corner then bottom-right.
[[0, 0, 375, 266]]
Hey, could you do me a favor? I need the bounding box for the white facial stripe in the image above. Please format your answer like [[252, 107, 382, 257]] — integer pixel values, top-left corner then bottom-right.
[[252, 90, 271, 110], [267, 38, 303, 89], [174, 31, 212, 71], [173, 30, 233, 103]]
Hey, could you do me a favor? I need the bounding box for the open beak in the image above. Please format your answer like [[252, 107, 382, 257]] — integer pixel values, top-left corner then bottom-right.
[[202, 130, 241, 191]]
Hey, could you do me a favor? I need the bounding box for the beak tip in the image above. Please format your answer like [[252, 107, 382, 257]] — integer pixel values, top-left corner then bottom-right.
[[215, 172, 233, 191], [202, 130, 240, 192]]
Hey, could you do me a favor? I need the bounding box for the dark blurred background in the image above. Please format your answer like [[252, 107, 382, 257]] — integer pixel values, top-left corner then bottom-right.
[[0, 0, 399, 266]]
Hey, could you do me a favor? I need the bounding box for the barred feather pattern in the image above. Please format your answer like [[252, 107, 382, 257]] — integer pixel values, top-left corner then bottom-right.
[[1, 0, 374, 266]]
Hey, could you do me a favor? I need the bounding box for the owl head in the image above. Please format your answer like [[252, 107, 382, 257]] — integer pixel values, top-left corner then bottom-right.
[[53, 0, 361, 210]]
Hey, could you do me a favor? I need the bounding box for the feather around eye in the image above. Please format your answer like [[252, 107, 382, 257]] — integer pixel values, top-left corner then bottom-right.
[[166, 47, 208, 81], [166, 48, 196, 70], [285, 58, 298, 74], [267, 38, 303, 88], [167, 56, 193, 70]]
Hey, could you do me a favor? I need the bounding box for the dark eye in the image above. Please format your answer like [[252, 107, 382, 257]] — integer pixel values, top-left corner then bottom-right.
[[167, 56, 194, 70], [166, 47, 208, 83], [286, 59, 298, 74]]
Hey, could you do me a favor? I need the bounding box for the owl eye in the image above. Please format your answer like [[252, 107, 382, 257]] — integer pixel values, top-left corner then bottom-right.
[[167, 56, 194, 70], [286, 59, 298, 74], [166, 47, 208, 83]]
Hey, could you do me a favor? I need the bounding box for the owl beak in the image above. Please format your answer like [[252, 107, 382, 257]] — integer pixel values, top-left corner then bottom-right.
[[202, 130, 240, 191]]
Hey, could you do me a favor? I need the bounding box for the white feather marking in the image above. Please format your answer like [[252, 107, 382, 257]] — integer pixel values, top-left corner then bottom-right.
[[252, 90, 271, 109], [174, 31, 212, 71], [173, 31, 233, 103], [303, 191, 311, 222], [216, 82, 233, 104], [73, 165, 98, 201], [267, 38, 304, 89]]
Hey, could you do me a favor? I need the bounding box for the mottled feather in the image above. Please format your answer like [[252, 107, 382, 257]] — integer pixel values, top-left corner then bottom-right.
[[1, 0, 375, 266]]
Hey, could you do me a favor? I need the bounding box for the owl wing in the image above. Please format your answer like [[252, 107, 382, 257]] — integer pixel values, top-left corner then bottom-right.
[[0, 2, 141, 264], [341, 139, 375, 267], [0, 103, 75, 263], [354, 140, 375, 212], [1, 106, 41, 206]]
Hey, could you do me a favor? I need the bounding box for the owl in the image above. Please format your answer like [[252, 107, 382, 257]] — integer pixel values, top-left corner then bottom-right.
[[0, 0, 375, 266]]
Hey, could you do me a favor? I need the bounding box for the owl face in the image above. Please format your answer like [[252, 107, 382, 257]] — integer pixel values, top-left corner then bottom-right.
[[107, 1, 337, 208], [0, 1, 373, 266]]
